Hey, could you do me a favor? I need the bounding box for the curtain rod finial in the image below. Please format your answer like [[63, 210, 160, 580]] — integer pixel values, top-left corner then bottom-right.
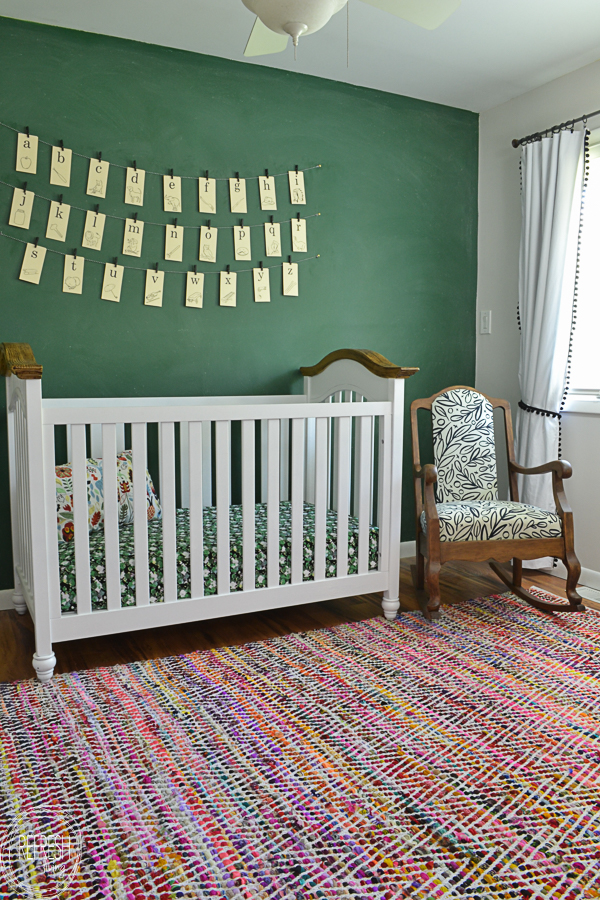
[[512, 139, 520, 149]]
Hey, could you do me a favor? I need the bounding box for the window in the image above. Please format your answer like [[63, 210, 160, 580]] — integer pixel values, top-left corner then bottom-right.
[[568, 128, 600, 393]]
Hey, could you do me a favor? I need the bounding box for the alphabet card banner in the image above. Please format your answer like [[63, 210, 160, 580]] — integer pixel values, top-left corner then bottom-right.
[[1, 120, 323, 308], [19, 242, 46, 284]]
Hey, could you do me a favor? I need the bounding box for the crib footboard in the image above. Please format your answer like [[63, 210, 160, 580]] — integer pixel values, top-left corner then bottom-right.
[[2, 344, 417, 680]]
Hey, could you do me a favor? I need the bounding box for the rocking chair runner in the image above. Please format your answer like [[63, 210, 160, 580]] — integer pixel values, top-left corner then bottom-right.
[[411, 386, 584, 619]]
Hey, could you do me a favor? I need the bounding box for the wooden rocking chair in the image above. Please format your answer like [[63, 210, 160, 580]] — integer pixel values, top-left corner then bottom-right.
[[411, 386, 584, 619]]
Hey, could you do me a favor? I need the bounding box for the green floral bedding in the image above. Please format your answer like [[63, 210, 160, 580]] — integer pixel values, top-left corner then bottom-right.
[[58, 502, 379, 613]]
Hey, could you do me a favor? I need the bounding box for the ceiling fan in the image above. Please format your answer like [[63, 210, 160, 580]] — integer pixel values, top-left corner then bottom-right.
[[242, 0, 461, 57]]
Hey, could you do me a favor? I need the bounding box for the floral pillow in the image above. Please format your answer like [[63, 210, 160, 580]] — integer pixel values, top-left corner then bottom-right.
[[56, 449, 161, 543]]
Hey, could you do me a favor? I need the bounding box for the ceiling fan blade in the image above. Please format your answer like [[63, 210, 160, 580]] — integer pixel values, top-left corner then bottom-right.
[[358, 0, 461, 30], [244, 17, 289, 56]]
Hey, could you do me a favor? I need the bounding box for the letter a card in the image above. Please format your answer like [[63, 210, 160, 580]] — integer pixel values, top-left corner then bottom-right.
[[145, 269, 164, 307], [186, 271, 204, 308], [16, 132, 38, 174], [101, 262, 124, 302], [50, 145, 72, 187], [253, 267, 270, 303], [8, 187, 34, 229], [19, 242, 47, 285], [283, 261, 298, 296], [220, 270, 237, 307], [125, 167, 145, 206], [87, 158, 110, 199]]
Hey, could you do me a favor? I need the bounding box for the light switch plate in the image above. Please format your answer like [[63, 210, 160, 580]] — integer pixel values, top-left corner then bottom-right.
[[480, 310, 492, 334]]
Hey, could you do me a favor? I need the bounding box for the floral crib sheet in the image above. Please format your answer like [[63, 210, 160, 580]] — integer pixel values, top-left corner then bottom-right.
[[58, 502, 380, 612]]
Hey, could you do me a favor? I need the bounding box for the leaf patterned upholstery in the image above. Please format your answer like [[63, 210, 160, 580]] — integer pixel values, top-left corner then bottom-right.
[[432, 389, 498, 503], [420, 501, 563, 542]]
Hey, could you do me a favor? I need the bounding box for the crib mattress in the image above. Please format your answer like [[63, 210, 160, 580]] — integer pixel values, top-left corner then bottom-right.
[[58, 502, 380, 612]]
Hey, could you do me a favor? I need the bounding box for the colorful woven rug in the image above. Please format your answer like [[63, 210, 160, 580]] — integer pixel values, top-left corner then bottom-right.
[[1, 590, 600, 899]]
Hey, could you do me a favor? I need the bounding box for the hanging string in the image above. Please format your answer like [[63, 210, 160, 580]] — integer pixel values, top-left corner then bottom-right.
[[0, 179, 321, 231], [0, 120, 321, 181], [0, 228, 320, 275]]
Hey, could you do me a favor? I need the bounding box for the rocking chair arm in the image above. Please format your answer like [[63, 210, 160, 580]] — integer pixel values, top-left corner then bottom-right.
[[510, 459, 573, 479], [414, 463, 438, 485]]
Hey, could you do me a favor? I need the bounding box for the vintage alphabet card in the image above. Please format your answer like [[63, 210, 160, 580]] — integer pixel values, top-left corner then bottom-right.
[[87, 158, 109, 199], [199, 177, 216, 214], [229, 178, 247, 214], [19, 242, 47, 285], [163, 175, 182, 213], [8, 187, 34, 229], [145, 269, 164, 307], [165, 223, 184, 262], [101, 262, 124, 302], [46, 201, 71, 242], [63, 254, 84, 295], [288, 170, 306, 204], [123, 218, 144, 257], [50, 146, 72, 187], [253, 267, 270, 303], [125, 167, 145, 206], [264, 221, 281, 257], [259, 176, 277, 211], [283, 261, 298, 296], [233, 224, 251, 261], [82, 209, 106, 251], [199, 225, 217, 263], [220, 270, 237, 307], [292, 217, 307, 252], [16, 133, 38, 174], [186, 271, 204, 308]]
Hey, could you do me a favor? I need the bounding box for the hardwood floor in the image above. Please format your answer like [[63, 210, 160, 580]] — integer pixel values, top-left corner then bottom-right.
[[0, 559, 580, 683]]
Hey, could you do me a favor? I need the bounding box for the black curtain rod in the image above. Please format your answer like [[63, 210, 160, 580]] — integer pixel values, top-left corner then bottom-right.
[[512, 108, 600, 148]]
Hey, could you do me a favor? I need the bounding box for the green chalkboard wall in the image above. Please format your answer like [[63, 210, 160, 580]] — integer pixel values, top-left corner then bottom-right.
[[0, 16, 478, 590]]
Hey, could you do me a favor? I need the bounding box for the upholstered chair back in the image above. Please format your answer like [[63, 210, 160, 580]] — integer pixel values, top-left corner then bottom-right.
[[431, 388, 499, 503]]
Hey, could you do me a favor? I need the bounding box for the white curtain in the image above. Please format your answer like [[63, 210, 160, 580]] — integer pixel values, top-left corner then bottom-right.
[[516, 129, 585, 567]]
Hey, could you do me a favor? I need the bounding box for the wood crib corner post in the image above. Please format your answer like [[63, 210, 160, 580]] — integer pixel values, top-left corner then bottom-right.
[[5, 376, 27, 615], [381, 377, 405, 621]]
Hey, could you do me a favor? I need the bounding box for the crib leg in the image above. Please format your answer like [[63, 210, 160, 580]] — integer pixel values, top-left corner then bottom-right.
[[13, 580, 27, 615], [33, 652, 56, 683], [382, 592, 400, 621]]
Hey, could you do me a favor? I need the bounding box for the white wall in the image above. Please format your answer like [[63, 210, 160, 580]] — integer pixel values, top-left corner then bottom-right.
[[477, 57, 600, 580]]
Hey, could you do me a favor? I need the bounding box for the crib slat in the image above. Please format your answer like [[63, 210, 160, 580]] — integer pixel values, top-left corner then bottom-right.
[[132, 423, 150, 606], [242, 420, 256, 592], [291, 417, 304, 585], [279, 418, 289, 501], [188, 421, 204, 598], [304, 417, 316, 504], [260, 420, 268, 503], [160, 422, 177, 603], [179, 421, 190, 508], [336, 416, 351, 578], [44, 423, 61, 619], [202, 421, 212, 507], [215, 420, 231, 595], [102, 424, 121, 611], [314, 417, 328, 581], [71, 423, 91, 614], [90, 424, 102, 458], [116, 424, 125, 453], [267, 418, 280, 588], [356, 415, 373, 575], [378, 414, 392, 574]]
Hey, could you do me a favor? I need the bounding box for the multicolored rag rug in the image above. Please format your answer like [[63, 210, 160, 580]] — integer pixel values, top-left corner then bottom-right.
[[1, 591, 600, 899]]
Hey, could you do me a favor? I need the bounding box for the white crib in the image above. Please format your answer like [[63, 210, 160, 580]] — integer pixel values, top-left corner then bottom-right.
[[1, 344, 417, 681]]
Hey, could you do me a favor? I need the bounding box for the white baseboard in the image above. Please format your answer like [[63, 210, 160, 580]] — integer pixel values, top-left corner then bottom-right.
[[400, 540, 416, 558], [541, 560, 600, 591], [0, 588, 14, 610]]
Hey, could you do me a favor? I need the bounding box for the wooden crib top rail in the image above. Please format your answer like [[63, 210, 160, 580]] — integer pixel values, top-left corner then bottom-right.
[[300, 349, 418, 380], [0, 343, 42, 379]]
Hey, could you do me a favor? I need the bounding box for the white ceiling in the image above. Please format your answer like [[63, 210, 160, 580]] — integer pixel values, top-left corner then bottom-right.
[[2, 0, 600, 112]]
